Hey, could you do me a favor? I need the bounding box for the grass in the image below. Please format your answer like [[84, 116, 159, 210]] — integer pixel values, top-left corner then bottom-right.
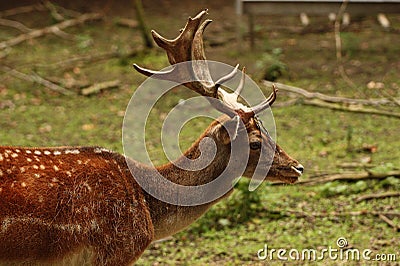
[[0, 4, 399, 265]]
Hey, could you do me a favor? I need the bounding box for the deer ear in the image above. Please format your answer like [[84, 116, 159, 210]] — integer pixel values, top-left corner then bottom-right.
[[214, 115, 240, 145]]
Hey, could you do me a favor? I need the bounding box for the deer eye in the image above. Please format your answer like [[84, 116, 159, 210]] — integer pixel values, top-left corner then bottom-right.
[[250, 141, 261, 150]]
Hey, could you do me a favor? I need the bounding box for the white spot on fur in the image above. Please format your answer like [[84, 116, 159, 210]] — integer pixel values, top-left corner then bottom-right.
[[4, 153, 8, 158], [65, 149, 80, 154], [21, 182, 27, 188], [52, 177, 58, 183], [20, 167, 25, 173], [66, 171, 72, 177], [6, 169, 12, 174], [90, 220, 99, 231], [33, 165, 39, 169], [5, 150, 11, 154], [26, 150, 32, 154], [53, 165, 59, 171], [34, 173, 40, 178], [94, 147, 112, 153], [1, 218, 11, 232], [26, 158, 32, 162], [16, 149, 20, 153], [0, 154, 3, 161], [0, 170, 3, 176], [39, 165, 45, 170], [44, 150, 51, 155], [77, 160, 82, 164], [11, 153, 18, 158], [34, 150, 41, 155], [82, 182, 92, 192], [53, 151, 61, 156]]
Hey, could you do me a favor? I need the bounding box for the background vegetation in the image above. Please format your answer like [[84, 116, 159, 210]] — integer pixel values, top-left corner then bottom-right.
[[0, 1, 399, 264]]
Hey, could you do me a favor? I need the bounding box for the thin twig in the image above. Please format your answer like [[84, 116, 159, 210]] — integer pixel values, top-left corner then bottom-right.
[[0, 18, 32, 32], [49, 26, 75, 40], [115, 18, 138, 28], [0, 13, 102, 50], [81, 80, 120, 96], [355, 192, 400, 203], [302, 99, 400, 119], [0, 66, 74, 96], [378, 214, 400, 232], [43, 1, 65, 22], [0, 4, 46, 18], [34, 48, 139, 71], [263, 81, 397, 106]]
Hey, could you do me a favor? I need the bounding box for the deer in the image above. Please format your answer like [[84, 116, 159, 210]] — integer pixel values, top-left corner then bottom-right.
[[0, 9, 303, 266]]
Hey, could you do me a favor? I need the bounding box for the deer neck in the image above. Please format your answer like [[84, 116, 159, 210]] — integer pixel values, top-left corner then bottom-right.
[[136, 129, 235, 240]]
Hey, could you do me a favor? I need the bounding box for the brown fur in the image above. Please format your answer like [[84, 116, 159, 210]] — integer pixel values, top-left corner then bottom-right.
[[0, 116, 301, 265], [0, 147, 153, 265]]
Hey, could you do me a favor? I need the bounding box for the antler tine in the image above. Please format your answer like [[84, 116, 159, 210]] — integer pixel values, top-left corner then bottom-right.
[[134, 9, 271, 119], [249, 84, 278, 114], [133, 64, 177, 80], [152, 9, 209, 65], [215, 64, 239, 90], [234, 67, 246, 96]]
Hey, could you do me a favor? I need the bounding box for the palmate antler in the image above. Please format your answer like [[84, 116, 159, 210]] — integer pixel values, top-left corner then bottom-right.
[[133, 9, 277, 123]]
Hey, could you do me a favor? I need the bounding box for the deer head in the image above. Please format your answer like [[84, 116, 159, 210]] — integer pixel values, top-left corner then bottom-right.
[[134, 9, 303, 184]]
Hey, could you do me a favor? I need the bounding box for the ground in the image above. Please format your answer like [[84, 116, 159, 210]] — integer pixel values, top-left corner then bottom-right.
[[0, 0, 399, 265]]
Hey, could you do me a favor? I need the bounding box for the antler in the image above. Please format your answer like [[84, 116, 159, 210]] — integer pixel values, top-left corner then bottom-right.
[[133, 9, 277, 121]]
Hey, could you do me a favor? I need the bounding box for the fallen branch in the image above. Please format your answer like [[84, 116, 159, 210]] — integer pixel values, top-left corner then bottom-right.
[[0, 66, 74, 96], [309, 98, 398, 118], [263, 80, 398, 107], [273, 170, 400, 186], [302, 99, 400, 119], [0, 13, 102, 50], [378, 214, 400, 232], [0, 3, 46, 18], [43, 1, 65, 22], [35, 48, 139, 71], [0, 18, 32, 32], [81, 80, 120, 96], [116, 18, 138, 28], [47, 76, 90, 90], [355, 192, 400, 203], [51, 4, 82, 18]]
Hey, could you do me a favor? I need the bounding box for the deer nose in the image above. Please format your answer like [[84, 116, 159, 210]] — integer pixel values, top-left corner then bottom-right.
[[294, 164, 304, 174]]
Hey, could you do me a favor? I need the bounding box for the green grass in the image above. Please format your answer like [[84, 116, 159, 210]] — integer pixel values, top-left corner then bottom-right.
[[0, 7, 399, 265]]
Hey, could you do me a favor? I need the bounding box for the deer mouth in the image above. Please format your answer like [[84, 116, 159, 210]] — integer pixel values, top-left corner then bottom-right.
[[268, 164, 303, 184], [291, 165, 303, 176]]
